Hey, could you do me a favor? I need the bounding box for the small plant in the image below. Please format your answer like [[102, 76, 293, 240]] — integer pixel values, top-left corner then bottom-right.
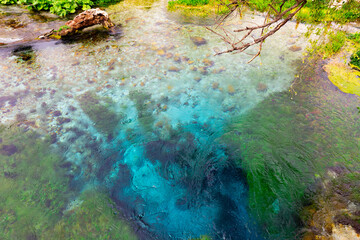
[[55, 25, 71, 32], [350, 50, 360, 71]]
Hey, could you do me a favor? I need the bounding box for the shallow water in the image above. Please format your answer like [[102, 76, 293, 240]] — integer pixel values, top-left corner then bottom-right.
[[1, 1, 359, 240]]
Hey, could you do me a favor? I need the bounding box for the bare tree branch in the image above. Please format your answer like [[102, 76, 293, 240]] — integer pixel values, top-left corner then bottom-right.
[[208, 0, 307, 62]]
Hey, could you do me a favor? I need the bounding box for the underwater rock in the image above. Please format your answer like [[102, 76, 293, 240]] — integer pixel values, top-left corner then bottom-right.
[[174, 56, 181, 63], [227, 85, 236, 95], [212, 82, 219, 90], [190, 66, 197, 71], [198, 67, 208, 75], [15, 113, 27, 122], [157, 49, 166, 56], [0, 144, 18, 156], [301, 167, 360, 239], [202, 58, 214, 67], [168, 66, 180, 72], [289, 45, 302, 52], [194, 77, 201, 82], [52, 110, 62, 117], [256, 82, 268, 92], [190, 36, 207, 46]]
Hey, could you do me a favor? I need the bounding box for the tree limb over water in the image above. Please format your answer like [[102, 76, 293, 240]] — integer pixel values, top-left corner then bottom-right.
[[207, 0, 307, 63]]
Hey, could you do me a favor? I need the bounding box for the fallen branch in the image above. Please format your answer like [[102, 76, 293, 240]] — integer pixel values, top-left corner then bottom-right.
[[40, 8, 115, 39]]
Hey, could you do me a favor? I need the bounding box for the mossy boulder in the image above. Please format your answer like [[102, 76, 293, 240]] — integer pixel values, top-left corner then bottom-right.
[[78, 91, 124, 135]]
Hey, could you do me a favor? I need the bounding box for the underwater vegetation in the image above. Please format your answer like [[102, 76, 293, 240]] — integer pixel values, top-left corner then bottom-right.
[[78, 91, 124, 136], [0, 125, 137, 239], [223, 56, 360, 238], [0, 125, 70, 239], [42, 189, 138, 240]]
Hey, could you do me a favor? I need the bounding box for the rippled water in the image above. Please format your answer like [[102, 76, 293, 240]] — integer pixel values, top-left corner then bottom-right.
[[1, 1, 360, 239]]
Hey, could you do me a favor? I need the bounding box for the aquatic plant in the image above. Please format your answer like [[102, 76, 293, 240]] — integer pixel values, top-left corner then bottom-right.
[[129, 90, 155, 131], [42, 189, 138, 239], [78, 91, 124, 135], [0, 125, 70, 239]]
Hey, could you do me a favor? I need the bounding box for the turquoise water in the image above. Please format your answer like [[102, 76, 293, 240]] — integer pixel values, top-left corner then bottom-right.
[[4, 1, 357, 239]]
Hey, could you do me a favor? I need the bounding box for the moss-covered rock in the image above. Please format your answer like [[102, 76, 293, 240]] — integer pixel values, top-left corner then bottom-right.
[[301, 168, 360, 239]]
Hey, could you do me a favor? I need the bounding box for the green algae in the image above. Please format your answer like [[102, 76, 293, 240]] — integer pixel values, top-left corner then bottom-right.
[[223, 57, 360, 237], [324, 62, 360, 97], [78, 91, 124, 135], [0, 125, 138, 240], [129, 90, 155, 132], [223, 90, 317, 237], [0, 125, 70, 239], [42, 190, 138, 240]]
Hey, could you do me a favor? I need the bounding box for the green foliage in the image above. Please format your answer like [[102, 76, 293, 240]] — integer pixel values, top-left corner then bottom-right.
[[323, 31, 346, 57], [348, 33, 360, 44], [350, 49, 360, 70], [55, 24, 71, 32], [78, 91, 124, 135], [1, 0, 120, 17], [168, 0, 208, 7], [307, 30, 346, 59], [296, 0, 360, 23]]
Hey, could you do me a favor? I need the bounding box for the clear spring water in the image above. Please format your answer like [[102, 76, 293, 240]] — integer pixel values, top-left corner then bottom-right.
[[4, 1, 359, 239]]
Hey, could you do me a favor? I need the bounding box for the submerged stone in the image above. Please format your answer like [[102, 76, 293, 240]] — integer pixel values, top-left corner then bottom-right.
[[0, 144, 18, 156], [190, 36, 207, 46], [168, 66, 180, 72], [256, 83, 268, 92], [289, 45, 302, 52]]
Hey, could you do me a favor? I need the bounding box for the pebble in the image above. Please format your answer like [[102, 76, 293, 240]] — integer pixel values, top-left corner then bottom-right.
[[198, 67, 208, 75], [212, 82, 219, 90], [256, 83, 268, 92], [174, 56, 181, 63], [194, 77, 201, 82], [227, 85, 235, 95], [168, 66, 180, 72], [157, 49, 166, 56], [289, 45, 302, 52], [190, 66, 197, 71], [203, 59, 214, 67]]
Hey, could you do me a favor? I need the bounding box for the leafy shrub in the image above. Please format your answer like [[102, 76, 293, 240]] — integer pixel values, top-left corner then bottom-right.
[[323, 31, 346, 57], [1, 0, 120, 17], [347, 32, 360, 44], [350, 50, 360, 70]]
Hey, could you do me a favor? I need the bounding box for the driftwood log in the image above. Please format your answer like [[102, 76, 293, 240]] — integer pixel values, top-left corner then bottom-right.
[[40, 8, 115, 39]]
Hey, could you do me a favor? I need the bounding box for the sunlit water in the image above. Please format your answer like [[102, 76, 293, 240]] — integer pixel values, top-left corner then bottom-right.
[[3, 1, 358, 239]]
